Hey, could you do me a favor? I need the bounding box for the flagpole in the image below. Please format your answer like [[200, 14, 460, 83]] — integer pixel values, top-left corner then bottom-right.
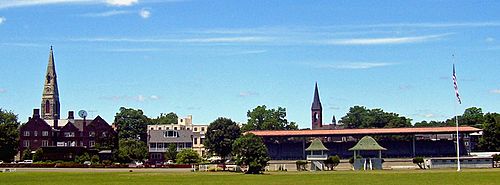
[[452, 57, 461, 172]]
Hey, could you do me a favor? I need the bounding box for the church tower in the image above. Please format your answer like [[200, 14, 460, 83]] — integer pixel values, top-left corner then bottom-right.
[[311, 82, 322, 129], [41, 46, 60, 120]]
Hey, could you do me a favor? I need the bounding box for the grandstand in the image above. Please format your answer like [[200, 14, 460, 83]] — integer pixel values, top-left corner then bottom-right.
[[249, 126, 481, 160]]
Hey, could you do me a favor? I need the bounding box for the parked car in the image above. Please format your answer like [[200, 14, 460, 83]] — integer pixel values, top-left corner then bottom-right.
[[164, 160, 174, 165], [83, 161, 92, 165], [18, 160, 33, 164], [0, 160, 3, 164], [128, 161, 144, 168]]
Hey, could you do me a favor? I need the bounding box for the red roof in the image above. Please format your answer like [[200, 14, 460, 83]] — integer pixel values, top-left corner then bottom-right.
[[248, 126, 481, 137]]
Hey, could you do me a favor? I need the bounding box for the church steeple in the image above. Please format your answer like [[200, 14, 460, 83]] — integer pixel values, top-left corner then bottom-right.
[[311, 82, 322, 129], [41, 46, 60, 120]]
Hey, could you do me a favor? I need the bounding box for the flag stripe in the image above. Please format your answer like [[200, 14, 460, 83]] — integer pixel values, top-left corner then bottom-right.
[[452, 64, 462, 104]]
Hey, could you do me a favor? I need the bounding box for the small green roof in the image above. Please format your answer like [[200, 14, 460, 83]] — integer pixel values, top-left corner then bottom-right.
[[305, 138, 328, 151], [348, 136, 387, 151]]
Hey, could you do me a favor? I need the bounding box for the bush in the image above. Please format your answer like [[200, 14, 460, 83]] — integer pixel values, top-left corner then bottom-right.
[[55, 162, 88, 168], [296, 160, 307, 171], [412, 157, 425, 169], [325, 155, 340, 170], [91, 155, 100, 164]]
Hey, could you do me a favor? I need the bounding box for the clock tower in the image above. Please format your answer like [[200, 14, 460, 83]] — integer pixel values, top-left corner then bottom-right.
[[41, 46, 60, 120]]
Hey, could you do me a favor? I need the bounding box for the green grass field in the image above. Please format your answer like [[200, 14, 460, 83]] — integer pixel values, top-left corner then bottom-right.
[[1, 169, 499, 185]]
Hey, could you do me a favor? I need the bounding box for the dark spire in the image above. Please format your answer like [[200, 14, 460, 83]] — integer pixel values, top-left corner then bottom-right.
[[41, 46, 60, 120], [311, 82, 322, 110]]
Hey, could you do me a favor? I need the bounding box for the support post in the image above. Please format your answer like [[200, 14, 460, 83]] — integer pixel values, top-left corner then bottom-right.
[[412, 134, 416, 157]]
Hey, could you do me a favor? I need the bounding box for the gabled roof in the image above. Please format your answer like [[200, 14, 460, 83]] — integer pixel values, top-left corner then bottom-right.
[[348, 136, 386, 151], [306, 138, 328, 151], [311, 82, 322, 110]]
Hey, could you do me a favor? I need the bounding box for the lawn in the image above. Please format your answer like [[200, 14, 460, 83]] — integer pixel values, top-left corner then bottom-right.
[[1, 169, 499, 185]]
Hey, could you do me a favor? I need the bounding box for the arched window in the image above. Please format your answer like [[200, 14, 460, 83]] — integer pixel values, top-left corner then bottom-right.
[[313, 112, 318, 122], [46, 75, 51, 84], [45, 100, 50, 113]]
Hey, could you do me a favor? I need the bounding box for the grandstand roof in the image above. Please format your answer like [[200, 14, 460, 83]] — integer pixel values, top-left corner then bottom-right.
[[248, 126, 481, 137]]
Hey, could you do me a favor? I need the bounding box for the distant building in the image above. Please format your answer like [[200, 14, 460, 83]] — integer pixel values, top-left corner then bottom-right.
[[147, 115, 208, 163], [18, 47, 116, 161], [311, 82, 341, 130]]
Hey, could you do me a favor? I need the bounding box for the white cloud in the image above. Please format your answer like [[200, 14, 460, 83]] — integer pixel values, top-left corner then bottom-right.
[[81, 10, 132, 17], [106, 0, 138, 6], [0, 17, 5, 24], [70, 36, 271, 43], [0, 0, 139, 9], [99, 94, 160, 102], [239, 91, 259, 97], [0, 88, 6, 93], [315, 62, 396, 69], [324, 34, 450, 45], [485, 37, 495, 43], [490, 89, 500, 94], [139, 8, 150, 19]]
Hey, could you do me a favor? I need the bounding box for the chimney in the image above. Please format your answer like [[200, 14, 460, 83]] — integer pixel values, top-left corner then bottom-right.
[[33, 109, 40, 118], [68, 111, 74, 120]]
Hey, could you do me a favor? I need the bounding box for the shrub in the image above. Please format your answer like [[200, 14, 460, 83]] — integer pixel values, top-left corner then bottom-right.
[[296, 160, 307, 171], [325, 155, 340, 170], [91, 155, 100, 164], [412, 157, 425, 169]]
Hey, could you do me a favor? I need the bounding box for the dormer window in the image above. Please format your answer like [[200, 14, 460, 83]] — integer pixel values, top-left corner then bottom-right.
[[165, 130, 179, 138]]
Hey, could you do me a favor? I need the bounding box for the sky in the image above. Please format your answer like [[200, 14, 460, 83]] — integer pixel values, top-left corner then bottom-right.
[[0, 0, 499, 128]]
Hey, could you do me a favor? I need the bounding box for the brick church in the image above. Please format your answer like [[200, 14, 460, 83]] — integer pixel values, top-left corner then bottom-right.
[[18, 47, 117, 161]]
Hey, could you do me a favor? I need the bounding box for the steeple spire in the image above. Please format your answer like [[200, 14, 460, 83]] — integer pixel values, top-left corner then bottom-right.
[[41, 46, 60, 120], [311, 82, 323, 129], [311, 82, 322, 110]]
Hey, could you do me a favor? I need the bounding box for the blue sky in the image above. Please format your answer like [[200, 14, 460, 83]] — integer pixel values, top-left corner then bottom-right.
[[1, 0, 499, 128]]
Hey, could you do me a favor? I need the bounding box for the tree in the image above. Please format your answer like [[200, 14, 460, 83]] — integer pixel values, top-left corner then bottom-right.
[[22, 148, 32, 161], [204, 117, 241, 168], [114, 107, 149, 142], [340, 106, 411, 129], [242, 105, 298, 132], [0, 109, 20, 162], [32, 148, 44, 162], [462, 107, 484, 127], [478, 113, 500, 151], [75, 153, 90, 163], [324, 155, 340, 170], [164, 144, 178, 162], [232, 133, 270, 174], [176, 149, 201, 164], [91, 155, 100, 164], [117, 139, 148, 163], [339, 106, 369, 128], [151, 112, 178, 125]]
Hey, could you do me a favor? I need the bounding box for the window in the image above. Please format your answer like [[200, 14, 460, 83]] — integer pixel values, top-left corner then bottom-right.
[[23, 140, 30, 147], [152, 153, 162, 159], [174, 127, 178, 130], [34, 131, 38, 137], [45, 100, 50, 113], [201, 127, 205, 132], [194, 127, 198, 132], [194, 137, 198, 145], [24, 131, 30, 136], [157, 143, 164, 149], [89, 141, 95, 147], [159, 127, 162, 130], [102, 132, 107, 137], [165, 130, 179, 138], [64, 132, 75, 137], [42, 140, 49, 147], [150, 143, 157, 149], [42, 131, 49, 136], [200, 138, 205, 145], [89, 132, 95, 137]]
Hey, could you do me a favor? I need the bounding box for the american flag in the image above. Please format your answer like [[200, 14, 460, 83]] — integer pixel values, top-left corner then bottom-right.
[[452, 64, 462, 104]]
